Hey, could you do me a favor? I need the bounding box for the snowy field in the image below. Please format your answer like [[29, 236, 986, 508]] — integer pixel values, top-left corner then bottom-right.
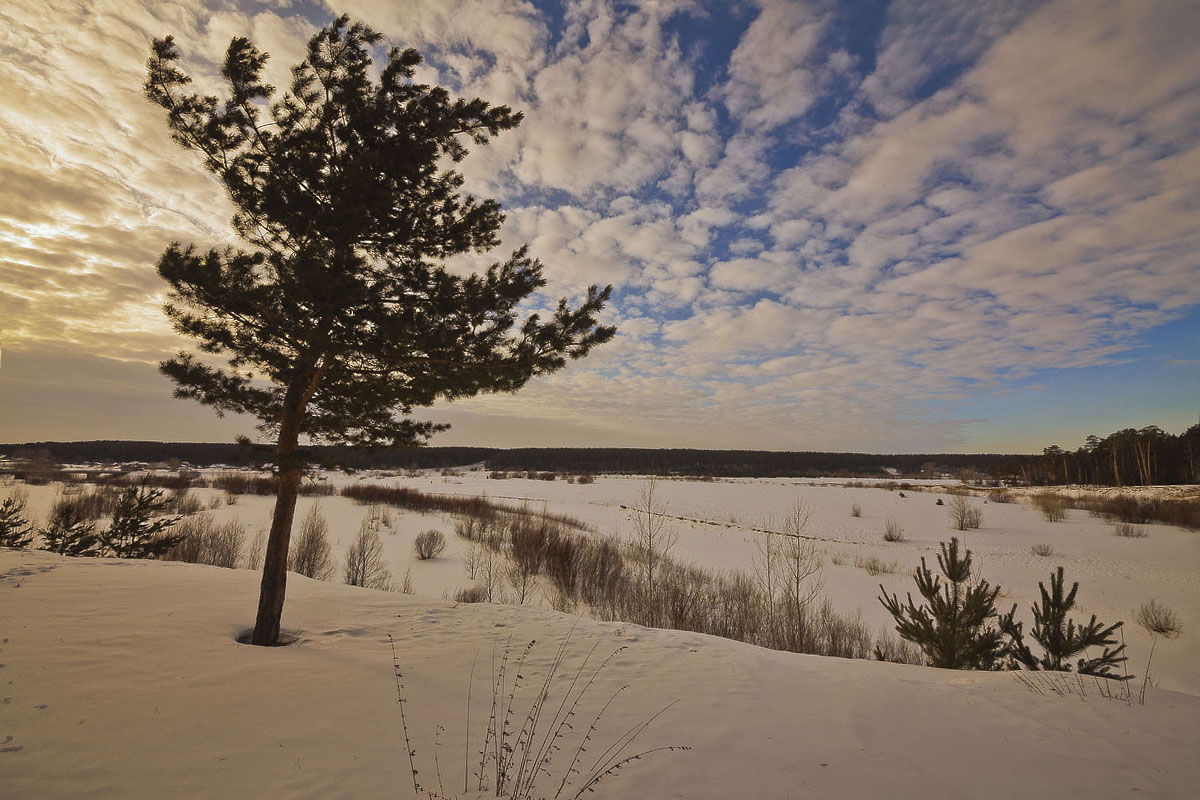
[[6, 470, 1198, 697], [2, 546, 1199, 799], [3, 471, 1200, 797]]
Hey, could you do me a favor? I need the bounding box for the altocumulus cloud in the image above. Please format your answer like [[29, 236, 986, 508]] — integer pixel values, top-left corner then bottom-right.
[[0, 0, 1197, 451]]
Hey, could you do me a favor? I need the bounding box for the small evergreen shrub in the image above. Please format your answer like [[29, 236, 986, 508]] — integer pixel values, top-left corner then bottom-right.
[[879, 538, 1005, 669], [0, 493, 35, 549], [39, 497, 101, 556], [999, 566, 1127, 679]]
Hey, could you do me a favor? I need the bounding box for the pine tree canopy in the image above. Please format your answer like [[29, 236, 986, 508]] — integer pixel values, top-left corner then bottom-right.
[[144, 16, 615, 452], [144, 15, 615, 645]]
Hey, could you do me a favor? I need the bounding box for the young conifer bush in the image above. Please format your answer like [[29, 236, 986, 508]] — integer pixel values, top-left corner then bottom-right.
[[998, 566, 1128, 680], [879, 538, 1005, 669], [0, 492, 35, 549]]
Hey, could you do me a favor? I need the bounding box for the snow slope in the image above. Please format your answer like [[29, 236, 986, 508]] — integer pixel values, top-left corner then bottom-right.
[[7, 472, 1199, 696], [3, 548, 1198, 799]]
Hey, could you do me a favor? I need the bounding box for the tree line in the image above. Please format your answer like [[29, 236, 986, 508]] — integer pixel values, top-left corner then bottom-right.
[[6, 422, 1196, 485], [1003, 423, 1200, 486]]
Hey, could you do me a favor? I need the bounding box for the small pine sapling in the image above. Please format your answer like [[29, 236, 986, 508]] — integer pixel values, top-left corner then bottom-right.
[[998, 566, 1128, 680], [39, 500, 101, 557], [879, 538, 1006, 669], [101, 484, 185, 558], [0, 493, 35, 549]]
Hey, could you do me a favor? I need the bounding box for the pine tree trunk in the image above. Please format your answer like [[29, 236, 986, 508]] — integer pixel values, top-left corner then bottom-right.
[[251, 363, 324, 646]]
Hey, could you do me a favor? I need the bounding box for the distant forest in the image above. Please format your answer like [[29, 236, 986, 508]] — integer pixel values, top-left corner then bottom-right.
[[4, 423, 1197, 485]]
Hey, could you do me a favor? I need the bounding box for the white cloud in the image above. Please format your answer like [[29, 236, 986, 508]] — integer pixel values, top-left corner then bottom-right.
[[1, 0, 1197, 451]]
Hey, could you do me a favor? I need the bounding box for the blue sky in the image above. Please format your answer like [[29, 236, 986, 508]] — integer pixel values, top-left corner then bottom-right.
[[0, 0, 1197, 453]]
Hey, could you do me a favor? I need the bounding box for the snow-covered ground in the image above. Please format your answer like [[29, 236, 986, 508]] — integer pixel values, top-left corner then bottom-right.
[[2, 546, 1198, 799], [6, 470, 1199, 699]]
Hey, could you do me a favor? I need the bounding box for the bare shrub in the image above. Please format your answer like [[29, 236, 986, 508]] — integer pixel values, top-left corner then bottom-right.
[[399, 567, 414, 595], [873, 628, 924, 665], [987, 489, 1014, 504], [211, 471, 275, 496], [1030, 543, 1054, 557], [456, 515, 501, 550], [850, 503, 861, 517], [1032, 492, 1067, 522], [503, 559, 536, 604], [245, 529, 266, 570], [947, 495, 982, 530], [207, 495, 222, 510], [1136, 600, 1180, 638], [50, 488, 119, 524], [882, 518, 904, 542], [477, 545, 502, 602], [854, 554, 897, 576], [629, 479, 677, 625], [1083, 495, 1199, 530], [413, 529, 447, 560], [164, 514, 245, 568], [507, 516, 547, 574], [1136, 599, 1183, 704], [290, 504, 334, 580], [344, 522, 393, 590], [1112, 522, 1147, 538], [818, 600, 872, 659], [167, 490, 205, 516], [454, 584, 487, 603], [462, 541, 484, 580], [543, 527, 580, 599], [343, 483, 593, 532], [575, 538, 625, 611], [299, 481, 336, 496]]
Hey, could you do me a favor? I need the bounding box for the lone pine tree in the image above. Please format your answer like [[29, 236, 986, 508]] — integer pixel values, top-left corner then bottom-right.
[[145, 16, 614, 645]]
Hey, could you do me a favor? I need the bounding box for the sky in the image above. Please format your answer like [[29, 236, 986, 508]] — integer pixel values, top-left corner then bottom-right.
[[0, 0, 1198, 454]]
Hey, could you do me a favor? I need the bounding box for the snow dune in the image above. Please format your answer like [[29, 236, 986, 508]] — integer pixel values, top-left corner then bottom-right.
[[3, 548, 1198, 799]]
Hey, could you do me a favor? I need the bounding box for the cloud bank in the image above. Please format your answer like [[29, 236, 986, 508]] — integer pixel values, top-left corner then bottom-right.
[[1, 0, 1197, 451]]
